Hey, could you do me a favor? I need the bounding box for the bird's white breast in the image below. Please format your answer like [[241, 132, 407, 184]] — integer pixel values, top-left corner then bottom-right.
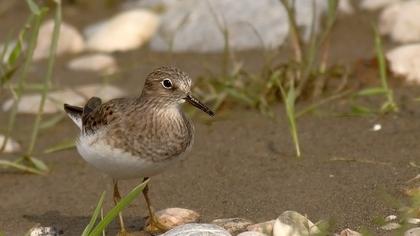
[[76, 130, 176, 180]]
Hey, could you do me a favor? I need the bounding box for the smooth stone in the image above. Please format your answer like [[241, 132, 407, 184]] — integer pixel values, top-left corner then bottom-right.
[[149, 0, 333, 52], [85, 9, 159, 52], [386, 44, 420, 84], [385, 215, 398, 222], [211, 218, 253, 234], [273, 211, 320, 236], [29, 226, 62, 236], [381, 222, 401, 231], [67, 53, 117, 75], [405, 227, 420, 236], [339, 228, 362, 236], [154, 208, 200, 230], [237, 232, 268, 236], [2, 84, 124, 114], [34, 20, 84, 60], [161, 223, 232, 236], [407, 218, 420, 224], [359, 0, 398, 11], [247, 220, 275, 235], [0, 135, 21, 153], [379, 1, 420, 43]]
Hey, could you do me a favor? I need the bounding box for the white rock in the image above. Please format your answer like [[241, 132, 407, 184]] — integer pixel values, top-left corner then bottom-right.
[[338, 0, 354, 15], [162, 223, 232, 236], [154, 208, 200, 230], [29, 226, 62, 236], [67, 53, 117, 75], [360, 0, 399, 11], [405, 227, 420, 236], [340, 228, 362, 236], [379, 1, 420, 43], [385, 215, 397, 222], [85, 9, 159, 52], [2, 84, 124, 114], [237, 232, 268, 236], [247, 220, 275, 235], [34, 20, 85, 60], [407, 218, 420, 225], [372, 124, 382, 131], [273, 211, 320, 236], [150, 0, 331, 52], [381, 222, 401, 231], [386, 44, 420, 84], [0, 135, 21, 153], [211, 218, 253, 234]]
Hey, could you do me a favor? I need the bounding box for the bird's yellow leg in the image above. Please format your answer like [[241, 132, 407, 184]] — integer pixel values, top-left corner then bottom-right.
[[142, 178, 169, 234]]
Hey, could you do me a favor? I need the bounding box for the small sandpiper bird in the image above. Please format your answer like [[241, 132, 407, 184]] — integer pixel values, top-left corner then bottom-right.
[[63, 66, 214, 235]]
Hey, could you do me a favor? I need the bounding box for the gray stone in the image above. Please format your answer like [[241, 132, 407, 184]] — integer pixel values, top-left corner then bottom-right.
[[162, 223, 232, 236], [34, 20, 84, 60], [273, 211, 320, 236], [84, 9, 159, 52], [211, 218, 253, 234], [405, 227, 420, 236], [148, 0, 329, 52]]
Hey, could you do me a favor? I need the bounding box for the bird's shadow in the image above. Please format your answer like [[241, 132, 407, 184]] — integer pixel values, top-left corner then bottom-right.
[[24, 211, 147, 235]]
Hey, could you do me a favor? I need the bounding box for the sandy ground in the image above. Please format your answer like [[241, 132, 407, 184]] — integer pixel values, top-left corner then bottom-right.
[[0, 1, 419, 236]]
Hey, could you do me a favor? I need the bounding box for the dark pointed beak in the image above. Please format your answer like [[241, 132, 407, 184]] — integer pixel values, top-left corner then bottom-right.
[[185, 94, 215, 116]]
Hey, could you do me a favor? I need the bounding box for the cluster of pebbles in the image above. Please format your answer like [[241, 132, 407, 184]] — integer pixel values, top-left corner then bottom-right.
[[28, 208, 420, 236]]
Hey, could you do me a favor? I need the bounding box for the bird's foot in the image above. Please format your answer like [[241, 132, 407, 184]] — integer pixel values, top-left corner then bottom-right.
[[144, 215, 169, 234]]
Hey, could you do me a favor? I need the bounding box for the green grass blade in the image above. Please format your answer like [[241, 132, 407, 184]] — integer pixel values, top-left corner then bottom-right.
[[44, 139, 75, 154], [0, 160, 46, 175], [82, 192, 106, 236], [356, 87, 387, 97], [26, 0, 41, 15], [28, 156, 49, 172], [88, 180, 149, 236]]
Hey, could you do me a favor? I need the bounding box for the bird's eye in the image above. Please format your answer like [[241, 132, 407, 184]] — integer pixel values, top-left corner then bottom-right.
[[161, 79, 173, 89]]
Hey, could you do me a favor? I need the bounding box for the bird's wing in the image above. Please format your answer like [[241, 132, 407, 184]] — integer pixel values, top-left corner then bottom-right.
[[82, 97, 127, 134]]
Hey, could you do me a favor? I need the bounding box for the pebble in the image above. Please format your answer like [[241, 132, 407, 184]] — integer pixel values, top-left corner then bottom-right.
[[161, 223, 232, 236], [211, 218, 253, 234], [2, 84, 124, 114], [34, 20, 84, 60], [154, 208, 200, 230], [29, 226, 63, 236], [359, 0, 398, 11], [247, 220, 275, 235], [405, 227, 420, 236], [386, 44, 420, 84], [273, 211, 320, 236], [339, 228, 362, 236], [385, 215, 397, 222], [379, 1, 420, 43], [237, 232, 269, 236], [407, 218, 420, 225], [381, 222, 401, 231], [0, 135, 21, 153], [67, 53, 117, 75], [85, 9, 159, 52]]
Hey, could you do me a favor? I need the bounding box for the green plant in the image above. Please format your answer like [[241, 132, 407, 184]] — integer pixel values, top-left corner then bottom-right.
[[0, 0, 61, 175], [83, 180, 149, 236], [348, 25, 398, 116]]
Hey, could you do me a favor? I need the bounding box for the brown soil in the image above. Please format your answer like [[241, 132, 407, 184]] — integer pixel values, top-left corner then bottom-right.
[[0, 2, 419, 236]]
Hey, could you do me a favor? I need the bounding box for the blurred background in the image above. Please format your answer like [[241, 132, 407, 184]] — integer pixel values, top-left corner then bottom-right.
[[0, 0, 419, 235]]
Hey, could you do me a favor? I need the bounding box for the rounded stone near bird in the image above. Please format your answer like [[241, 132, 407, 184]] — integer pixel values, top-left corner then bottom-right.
[[153, 208, 200, 230], [161, 223, 232, 236]]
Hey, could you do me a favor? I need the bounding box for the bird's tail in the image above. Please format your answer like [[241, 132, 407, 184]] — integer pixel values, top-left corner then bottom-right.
[[64, 104, 83, 130]]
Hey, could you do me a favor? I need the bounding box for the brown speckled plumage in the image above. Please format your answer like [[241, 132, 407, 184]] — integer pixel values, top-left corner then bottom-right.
[[64, 66, 207, 165]]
